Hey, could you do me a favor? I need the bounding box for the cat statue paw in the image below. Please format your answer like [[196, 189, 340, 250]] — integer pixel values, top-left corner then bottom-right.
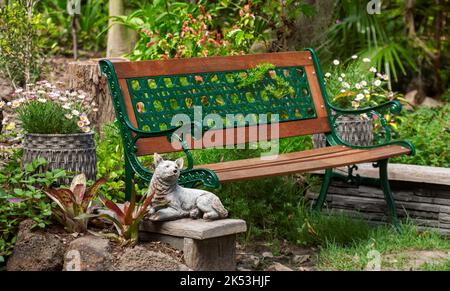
[[146, 153, 228, 222]]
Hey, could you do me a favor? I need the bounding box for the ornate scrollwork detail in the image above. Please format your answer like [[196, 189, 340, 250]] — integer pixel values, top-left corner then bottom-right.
[[178, 168, 220, 189]]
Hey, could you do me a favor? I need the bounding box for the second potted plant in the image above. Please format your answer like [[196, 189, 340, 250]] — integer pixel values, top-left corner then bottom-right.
[[313, 56, 402, 148]]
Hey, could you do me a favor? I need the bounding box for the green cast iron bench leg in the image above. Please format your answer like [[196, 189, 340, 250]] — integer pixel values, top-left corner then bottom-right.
[[313, 160, 401, 232], [378, 159, 401, 232], [313, 168, 333, 211]]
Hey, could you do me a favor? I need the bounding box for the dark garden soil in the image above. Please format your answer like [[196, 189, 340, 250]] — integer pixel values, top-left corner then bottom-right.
[[236, 240, 318, 271]]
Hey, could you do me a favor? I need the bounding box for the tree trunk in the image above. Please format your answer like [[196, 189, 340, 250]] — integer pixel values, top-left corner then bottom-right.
[[72, 13, 78, 60], [67, 59, 125, 132], [107, 0, 136, 57]]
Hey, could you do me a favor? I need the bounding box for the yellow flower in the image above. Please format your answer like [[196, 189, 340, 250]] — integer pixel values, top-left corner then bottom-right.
[[77, 121, 84, 128], [80, 114, 90, 125], [11, 100, 21, 108]]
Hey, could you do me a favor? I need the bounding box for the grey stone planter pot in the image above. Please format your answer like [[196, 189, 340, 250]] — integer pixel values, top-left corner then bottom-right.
[[313, 115, 374, 148], [22, 133, 97, 182]]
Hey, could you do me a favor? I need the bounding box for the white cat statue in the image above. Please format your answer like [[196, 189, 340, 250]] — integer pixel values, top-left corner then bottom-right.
[[146, 153, 228, 221]]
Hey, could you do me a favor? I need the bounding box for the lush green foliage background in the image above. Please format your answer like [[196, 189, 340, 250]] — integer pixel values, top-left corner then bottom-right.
[[392, 105, 450, 167]]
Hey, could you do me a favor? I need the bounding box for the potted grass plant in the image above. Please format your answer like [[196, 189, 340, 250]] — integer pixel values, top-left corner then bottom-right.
[[11, 80, 99, 181], [313, 55, 403, 148]]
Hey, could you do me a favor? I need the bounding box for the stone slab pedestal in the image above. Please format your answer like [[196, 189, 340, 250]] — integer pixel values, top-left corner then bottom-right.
[[140, 218, 247, 271]]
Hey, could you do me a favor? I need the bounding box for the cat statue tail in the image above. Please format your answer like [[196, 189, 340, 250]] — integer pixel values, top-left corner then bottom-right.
[[212, 196, 229, 218]]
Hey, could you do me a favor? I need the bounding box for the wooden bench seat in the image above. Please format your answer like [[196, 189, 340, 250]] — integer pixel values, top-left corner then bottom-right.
[[197, 145, 411, 183]]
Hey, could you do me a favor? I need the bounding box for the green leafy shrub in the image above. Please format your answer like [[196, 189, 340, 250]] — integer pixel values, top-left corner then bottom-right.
[[0, 158, 68, 265], [115, 1, 263, 60], [0, 0, 54, 88], [96, 122, 126, 201], [392, 105, 450, 168], [11, 81, 97, 134]]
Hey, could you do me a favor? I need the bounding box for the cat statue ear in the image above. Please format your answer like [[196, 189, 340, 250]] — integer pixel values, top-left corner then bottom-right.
[[175, 157, 184, 169], [154, 153, 164, 167]]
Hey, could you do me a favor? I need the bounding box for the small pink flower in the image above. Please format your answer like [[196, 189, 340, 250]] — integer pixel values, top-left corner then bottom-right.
[[8, 198, 24, 203], [80, 113, 90, 125]]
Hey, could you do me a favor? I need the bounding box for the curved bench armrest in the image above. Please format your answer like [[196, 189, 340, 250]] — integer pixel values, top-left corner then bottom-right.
[[325, 100, 415, 155], [327, 100, 403, 116]]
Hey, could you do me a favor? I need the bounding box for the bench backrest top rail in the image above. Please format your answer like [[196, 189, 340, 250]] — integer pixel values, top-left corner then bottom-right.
[[101, 50, 331, 155]]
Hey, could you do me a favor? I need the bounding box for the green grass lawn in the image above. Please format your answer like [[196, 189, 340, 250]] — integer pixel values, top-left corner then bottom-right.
[[316, 222, 450, 270]]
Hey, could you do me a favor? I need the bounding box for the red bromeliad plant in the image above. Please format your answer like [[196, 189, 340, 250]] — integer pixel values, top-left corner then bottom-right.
[[44, 174, 106, 233], [96, 185, 156, 246]]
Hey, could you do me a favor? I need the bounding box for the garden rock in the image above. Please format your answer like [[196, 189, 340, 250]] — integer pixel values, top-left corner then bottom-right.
[[63, 235, 113, 271], [7, 220, 65, 271], [404, 90, 443, 109], [293, 254, 310, 264], [267, 262, 293, 271], [113, 245, 190, 271]]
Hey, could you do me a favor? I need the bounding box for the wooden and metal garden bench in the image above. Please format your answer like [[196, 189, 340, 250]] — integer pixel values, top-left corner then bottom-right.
[[100, 49, 415, 231]]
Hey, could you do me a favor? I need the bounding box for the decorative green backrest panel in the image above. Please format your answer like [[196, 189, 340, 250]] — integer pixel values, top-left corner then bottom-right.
[[125, 66, 317, 132]]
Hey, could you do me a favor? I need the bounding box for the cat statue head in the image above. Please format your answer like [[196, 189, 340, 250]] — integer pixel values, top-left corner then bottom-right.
[[153, 153, 184, 184]]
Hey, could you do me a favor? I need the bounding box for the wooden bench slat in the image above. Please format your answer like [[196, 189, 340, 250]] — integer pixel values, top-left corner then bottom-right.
[[196, 145, 352, 172], [135, 117, 332, 155], [113, 51, 313, 78], [197, 145, 410, 182]]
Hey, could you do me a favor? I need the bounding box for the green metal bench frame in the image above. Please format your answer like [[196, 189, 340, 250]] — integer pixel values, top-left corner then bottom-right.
[[100, 48, 415, 230]]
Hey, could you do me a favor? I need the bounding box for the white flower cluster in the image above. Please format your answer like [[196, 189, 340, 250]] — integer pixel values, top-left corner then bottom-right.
[[325, 56, 391, 109]]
